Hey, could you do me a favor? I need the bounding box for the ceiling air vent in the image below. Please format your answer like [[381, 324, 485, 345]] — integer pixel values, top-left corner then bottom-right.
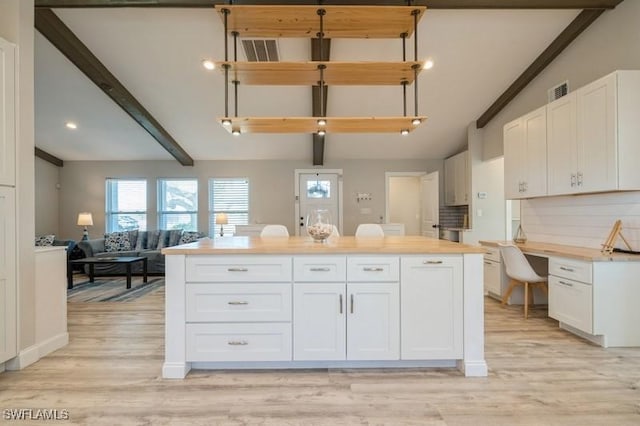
[[548, 81, 569, 102], [241, 39, 280, 62]]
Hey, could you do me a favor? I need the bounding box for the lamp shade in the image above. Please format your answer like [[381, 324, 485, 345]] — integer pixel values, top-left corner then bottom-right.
[[215, 213, 228, 225], [77, 212, 93, 226]]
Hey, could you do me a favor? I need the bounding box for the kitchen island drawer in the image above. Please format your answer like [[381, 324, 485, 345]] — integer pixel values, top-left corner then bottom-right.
[[186, 283, 291, 322], [549, 257, 592, 284], [186, 323, 292, 362], [293, 256, 346, 282], [347, 256, 399, 282], [549, 275, 592, 334], [186, 255, 292, 282]]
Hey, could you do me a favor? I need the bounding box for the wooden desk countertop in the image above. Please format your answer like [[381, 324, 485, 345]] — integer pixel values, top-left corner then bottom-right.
[[479, 240, 640, 262], [163, 236, 486, 255]]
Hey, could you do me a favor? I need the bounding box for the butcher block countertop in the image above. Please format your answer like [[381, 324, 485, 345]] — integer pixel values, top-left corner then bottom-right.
[[479, 240, 640, 262], [163, 236, 485, 255]]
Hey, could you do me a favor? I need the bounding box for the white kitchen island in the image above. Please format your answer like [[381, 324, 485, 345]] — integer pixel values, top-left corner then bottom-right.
[[162, 236, 487, 379]]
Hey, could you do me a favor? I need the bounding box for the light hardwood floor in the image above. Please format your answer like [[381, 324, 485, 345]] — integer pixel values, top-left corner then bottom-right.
[[1, 289, 639, 425]]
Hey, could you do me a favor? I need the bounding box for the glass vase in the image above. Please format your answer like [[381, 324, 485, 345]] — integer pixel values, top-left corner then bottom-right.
[[306, 209, 333, 243]]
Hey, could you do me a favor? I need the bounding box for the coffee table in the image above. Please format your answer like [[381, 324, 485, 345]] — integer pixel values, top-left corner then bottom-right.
[[69, 256, 147, 289]]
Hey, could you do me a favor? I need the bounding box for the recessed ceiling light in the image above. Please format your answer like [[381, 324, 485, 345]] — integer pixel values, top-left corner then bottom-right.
[[65, 122, 77, 130], [232, 129, 241, 136], [202, 59, 215, 71], [317, 129, 326, 136], [400, 129, 409, 136], [412, 118, 421, 125], [423, 59, 434, 70], [221, 119, 232, 126], [317, 118, 326, 126]]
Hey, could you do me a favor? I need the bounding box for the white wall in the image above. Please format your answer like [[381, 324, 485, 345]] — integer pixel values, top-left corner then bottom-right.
[[35, 158, 60, 237], [0, 0, 36, 357], [57, 159, 443, 239], [482, 0, 640, 160]]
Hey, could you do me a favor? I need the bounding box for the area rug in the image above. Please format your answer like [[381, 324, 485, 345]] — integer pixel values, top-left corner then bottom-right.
[[67, 275, 164, 302]]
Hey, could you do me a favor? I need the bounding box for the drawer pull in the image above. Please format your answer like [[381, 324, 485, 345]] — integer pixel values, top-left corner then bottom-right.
[[558, 280, 574, 287], [424, 260, 443, 265], [484, 261, 492, 265], [228, 301, 249, 306], [559, 266, 575, 272], [363, 267, 384, 272], [228, 340, 248, 346], [228, 267, 249, 272], [309, 267, 331, 272], [350, 294, 354, 314], [339, 294, 343, 314]]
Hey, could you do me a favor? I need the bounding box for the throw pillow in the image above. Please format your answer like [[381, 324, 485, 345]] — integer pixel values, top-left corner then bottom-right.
[[146, 230, 161, 250], [135, 231, 148, 251], [104, 231, 131, 252], [178, 231, 201, 245], [35, 235, 55, 246], [156, 230, 170, 250], [168, 229, 183, 247]]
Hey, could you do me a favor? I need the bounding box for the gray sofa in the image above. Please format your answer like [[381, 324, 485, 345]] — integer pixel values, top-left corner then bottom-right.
[[77, 229, 203, 276]]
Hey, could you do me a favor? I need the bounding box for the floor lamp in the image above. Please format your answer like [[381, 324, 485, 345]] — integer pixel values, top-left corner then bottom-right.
[[77, 212, 93, 241]]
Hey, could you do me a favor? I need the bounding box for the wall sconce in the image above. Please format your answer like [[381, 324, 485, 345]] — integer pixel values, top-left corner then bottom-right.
[[77, 212, 93, 240], [215, 213, 228, 237]]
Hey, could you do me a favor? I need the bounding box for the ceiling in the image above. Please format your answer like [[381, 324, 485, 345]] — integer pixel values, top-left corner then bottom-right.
[[34, 6, 580, 163]]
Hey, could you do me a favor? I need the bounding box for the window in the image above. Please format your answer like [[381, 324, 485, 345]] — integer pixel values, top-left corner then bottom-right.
[[158, 179, 198, 231], [209, 178, 249, 237], [105, 179, 147, 232]]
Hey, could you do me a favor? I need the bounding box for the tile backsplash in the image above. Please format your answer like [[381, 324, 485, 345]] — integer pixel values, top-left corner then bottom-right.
[[440, 205, 469, 229]]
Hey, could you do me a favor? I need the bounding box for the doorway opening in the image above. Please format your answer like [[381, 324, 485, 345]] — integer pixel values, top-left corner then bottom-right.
[[385, 171, 439, 237]]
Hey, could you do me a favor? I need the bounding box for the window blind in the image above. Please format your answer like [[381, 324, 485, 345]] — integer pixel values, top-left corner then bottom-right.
[[208, 178, 249, 236]]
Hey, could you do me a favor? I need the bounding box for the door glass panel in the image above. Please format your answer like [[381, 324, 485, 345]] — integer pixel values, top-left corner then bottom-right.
[[306, 181, 331, 199]]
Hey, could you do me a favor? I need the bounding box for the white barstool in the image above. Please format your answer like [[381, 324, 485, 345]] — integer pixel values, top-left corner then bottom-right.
[[355, 224, 384, 237], [260, 225, 290, 237]]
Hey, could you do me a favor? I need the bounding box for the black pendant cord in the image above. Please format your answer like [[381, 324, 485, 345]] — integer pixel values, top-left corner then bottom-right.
[[222, 9, 229, 62], [222, 8, 230, 120], [233, 80, 239, 117], [319, 65, 326, 117], [232, 31, 238, 62], [412, 9, 419, 61], [402, 81, 408, 117], [401, 32, 407, 62], [317, 8, 326, 122], [413, 65, 419, 117]]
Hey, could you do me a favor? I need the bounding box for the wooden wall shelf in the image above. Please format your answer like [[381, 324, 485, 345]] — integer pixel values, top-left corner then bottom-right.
[[215, 5, 426, 39], [216, 61, 424, 85], [218, 117, 427, 134]]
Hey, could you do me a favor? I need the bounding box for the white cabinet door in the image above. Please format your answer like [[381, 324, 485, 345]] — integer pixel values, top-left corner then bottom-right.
[[576, 72, 617, 193], [454, 151, 469, 205], [549, 275, 592, 334], [346, 283, 399, 360], [504, 106, 547, 199], [503, 118, 524, 199], [0, 38, 16, 187], [400, 256, 463, 359], [547, 92, 577, 196], [483, 259, 501, 297], [293, 283, 346, 361], [0, 187, 16, 363], [444, 156, 456, 205]]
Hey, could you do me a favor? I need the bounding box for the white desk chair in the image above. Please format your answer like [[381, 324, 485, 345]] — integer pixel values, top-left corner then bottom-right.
[[498, 243, 548, 319], [330, 225, 340, 237], [355, 223, 384, 237], [260, 224, 290, 237]]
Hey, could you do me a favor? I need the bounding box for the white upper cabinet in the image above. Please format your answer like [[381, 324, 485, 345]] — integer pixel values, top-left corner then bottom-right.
[[444, 150, 469, 206], [503, 105, 547, 199], [0, 38, 16, 187], [546, 71, 640, 196]]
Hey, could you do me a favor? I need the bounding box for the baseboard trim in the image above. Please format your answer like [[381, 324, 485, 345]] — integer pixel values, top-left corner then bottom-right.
[[4, 333, 70, 371], [458, 359, 489, 377], [162, 362, 191, 379], [5, 345, 40, 370], [559, 322, 606, 347], [38, 333, 69, 358]]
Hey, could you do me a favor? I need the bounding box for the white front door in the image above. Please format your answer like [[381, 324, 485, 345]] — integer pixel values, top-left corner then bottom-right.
[[421, 172, 439, 238], [298, 173, 340, 236]]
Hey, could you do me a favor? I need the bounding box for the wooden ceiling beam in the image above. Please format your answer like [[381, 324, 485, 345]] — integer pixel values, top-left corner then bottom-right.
[[35, 147, 64, 167], [476, 8, 606, 128], [311, 38, 331, 166], [34, 0, 624, 9], [35, 8, 194, 166]]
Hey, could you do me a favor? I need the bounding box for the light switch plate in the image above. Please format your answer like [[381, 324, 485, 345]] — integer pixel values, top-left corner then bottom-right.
[[477, 192, 488, 199]]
